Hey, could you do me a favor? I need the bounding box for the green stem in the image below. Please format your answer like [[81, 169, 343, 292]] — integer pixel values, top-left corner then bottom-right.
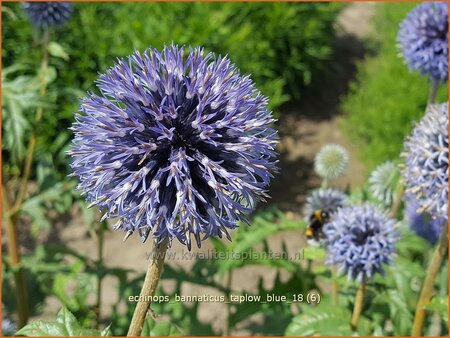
[[2, 184, 29, 327], [350, 278, 366, 331], [411, 222, 448, 336], [12, 30, 49, 214], [127, 239, 169, 336], [389, 184, 404, 219], [95, 221, 106, 328], [427, 78, 440, 105], [331, 266, 339, 305]]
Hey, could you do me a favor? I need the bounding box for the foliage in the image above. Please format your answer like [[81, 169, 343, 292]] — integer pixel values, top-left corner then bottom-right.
[[340, 2, 448, 171], [15, 308, 111, 336]]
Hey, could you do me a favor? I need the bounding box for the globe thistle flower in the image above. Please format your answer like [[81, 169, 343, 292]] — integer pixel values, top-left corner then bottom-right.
[[323, 204, 398, 281], [303, 188, 347, 221], [401, 103, 448, 220], [70, 45, 278, 249], [368, 161, 400, 207], [314, 144, 349, 181], [397, 2, 448, 82], [405, 195, 445, 245], [2, 317, 16, 336], [23, 2, 73, 29]]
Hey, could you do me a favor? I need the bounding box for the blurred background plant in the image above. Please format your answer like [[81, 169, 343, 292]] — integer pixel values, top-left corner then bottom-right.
[[2, 1, 448, 337]]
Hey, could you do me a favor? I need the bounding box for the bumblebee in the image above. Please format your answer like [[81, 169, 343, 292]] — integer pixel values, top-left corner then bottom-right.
[[306, 209, 330, 245]]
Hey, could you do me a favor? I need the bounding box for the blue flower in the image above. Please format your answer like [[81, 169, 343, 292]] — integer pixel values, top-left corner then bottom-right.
[[405, 195, 445, 245], [303, 188, 347, 220], [69, 45, 278, 249], [397, 2, 448, 81], [23, 2, 73, 29], [401, 103, 448, 220], [323, 204, 398, 281]]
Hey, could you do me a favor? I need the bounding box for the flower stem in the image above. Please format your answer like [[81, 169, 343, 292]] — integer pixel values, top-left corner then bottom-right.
[[331, 266, 339, 305], [127, 238, 169, 336], [427, 78, 440, 105], [350, 278, 366, 331], [12, 30, 49, 214], [95, 221, 106, 328], [411, 222, 448, 336], [2, 184, 29, 327], [389, 184, 404, 219]]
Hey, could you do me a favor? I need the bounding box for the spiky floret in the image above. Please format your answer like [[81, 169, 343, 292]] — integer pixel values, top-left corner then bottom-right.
[[23, 2, 73, 29], [324, 204, 398, 281], [401, 103, 448, 220], [70, 45, 278, 249], [405, 195, 445, 245], [397, 2, 448, 81], [303, 188, 347, 221], [314, 144, 349, 181], [368, 161, 400, 207]]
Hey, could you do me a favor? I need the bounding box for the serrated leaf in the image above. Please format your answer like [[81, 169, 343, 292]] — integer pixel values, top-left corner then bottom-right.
[[141, 317, 181, 336], [100, 324, 112, 336], [56, 307, 80, 336], [16, 308, 110, 336], [48, 42, 69, 61], [15, 321, 68, 336], [285, 306, 352, 336]]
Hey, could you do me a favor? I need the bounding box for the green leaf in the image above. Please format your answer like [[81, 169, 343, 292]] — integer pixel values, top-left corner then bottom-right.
[[424, 297, 448, 324], [141, 317, 182, 336], [100, 324, 112, 336], [15, 321, 69, 336], [285, 305, 352, 336], [303, 246, 326, 261], [38, 66, 57, 86], [48, 42, 69, 61], [16, 308, 110, 336], [57, 307, 83, 336]]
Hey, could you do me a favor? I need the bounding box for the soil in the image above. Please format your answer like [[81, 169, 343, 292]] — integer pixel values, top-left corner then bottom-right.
[[7, 2, 378, 335]]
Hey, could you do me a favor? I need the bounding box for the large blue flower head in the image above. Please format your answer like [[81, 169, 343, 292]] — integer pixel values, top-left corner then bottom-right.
[[323, 204, 398, 281], [23, 2, 73, 29], [401, 103, 448, 220], [70, 45, 278, 249], [303, 188, 347, 221], [405, 195, 445, 245], [397, 2, 448, 82]]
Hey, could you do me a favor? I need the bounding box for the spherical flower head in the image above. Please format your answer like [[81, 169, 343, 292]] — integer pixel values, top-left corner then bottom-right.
[[397, 2, 448, 82], [405, 195, 445, 245], [2, 317, 16, 336], [368, 161, 400, 207], [314, 144, 349, 181], [303, 188, 347, 221], [23, 2, 73, 29], [70, 45, 278, 249], [323, 204, 398, 281], [401, 103, 448, 220]]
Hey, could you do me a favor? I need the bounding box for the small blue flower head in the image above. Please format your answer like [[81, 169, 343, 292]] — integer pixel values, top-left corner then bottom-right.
[[303, 188, 347, 221], [314, 144, 349, 181], [405, 195, 445, 245], [324, 204, 398, 282], [397, 2, 448, 82], [23, 2, 73, 29], [70, 45, 278, 249], [401, 103, 448, 220], [368, 161, 400, 207]]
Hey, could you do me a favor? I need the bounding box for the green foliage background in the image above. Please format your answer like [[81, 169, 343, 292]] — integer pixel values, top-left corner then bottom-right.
[[341, 2, 448, 171]]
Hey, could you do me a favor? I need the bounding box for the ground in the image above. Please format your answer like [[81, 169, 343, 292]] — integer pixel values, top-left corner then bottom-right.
[[9, 2, 378, 335]]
